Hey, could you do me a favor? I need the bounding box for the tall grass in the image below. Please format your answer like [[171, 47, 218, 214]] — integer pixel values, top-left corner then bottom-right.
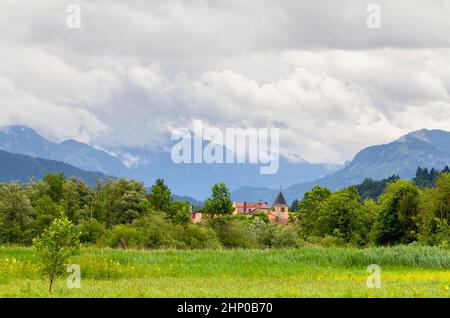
[[1, 245, 448, 279], [0, 245, 448, 297]]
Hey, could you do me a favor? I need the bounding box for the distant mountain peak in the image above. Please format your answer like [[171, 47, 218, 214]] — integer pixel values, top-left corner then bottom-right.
[[0, 125, 39, 135]]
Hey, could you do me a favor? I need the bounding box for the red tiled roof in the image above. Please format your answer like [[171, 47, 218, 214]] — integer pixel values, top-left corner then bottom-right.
[[234, 201, 270, 213]]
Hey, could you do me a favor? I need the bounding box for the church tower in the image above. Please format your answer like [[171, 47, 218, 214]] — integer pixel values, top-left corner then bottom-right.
[[272, 190, 289, 222]]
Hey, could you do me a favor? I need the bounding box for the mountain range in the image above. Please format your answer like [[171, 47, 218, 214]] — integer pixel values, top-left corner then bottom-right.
[[1, 125, 450, 204], [231, 129, 450, 204], [0, 148, 106, 186], [0, 125, 337, 199]]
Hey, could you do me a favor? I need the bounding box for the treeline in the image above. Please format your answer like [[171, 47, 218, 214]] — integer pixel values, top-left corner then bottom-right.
[[0, 170, 448, 249], [291, 169, 450, 247]]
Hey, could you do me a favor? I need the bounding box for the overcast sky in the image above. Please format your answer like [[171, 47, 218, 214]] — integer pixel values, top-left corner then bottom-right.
[[1, 0, 450, 164]]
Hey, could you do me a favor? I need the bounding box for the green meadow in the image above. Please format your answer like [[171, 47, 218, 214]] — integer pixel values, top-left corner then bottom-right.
[[0, 245, 448, 298]]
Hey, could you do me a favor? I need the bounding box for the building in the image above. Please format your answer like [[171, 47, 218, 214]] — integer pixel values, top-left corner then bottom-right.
[[232, 191, 289, 224], [267, 191, 289, 224], [190, 190, 290, 224], [232, 201, 270, 214], [191, 211, 203, 224]]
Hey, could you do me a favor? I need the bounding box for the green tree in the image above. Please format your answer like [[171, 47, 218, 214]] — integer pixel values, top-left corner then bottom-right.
[[148, 178, 172, 213], [203, 183, 234, 217], [434, 173, 450, 222], [297, 186, 331, 237], [168, 201, 192, 225], [92, 179, 147, 227], [32, 216, 80, 293], [0, 182, 34, 244], [31, 195, 64, 237], [63, 177, 91, 224], [43, 173, 66, 202], [374, 180, 420, 245], [290, 199, 299, 212], [417, 173, 450, 246], [317, 186, 366, 244]]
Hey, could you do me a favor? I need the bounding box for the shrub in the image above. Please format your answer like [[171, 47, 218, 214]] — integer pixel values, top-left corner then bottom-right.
[[133, 214, 186, 249], [213, 219, 258, 248], [183, 224, 222, 249], [77, 220, 106, 244], [109, 224, 140, 249], [319, 235, 347, 247], [259, 224, 298, 248]]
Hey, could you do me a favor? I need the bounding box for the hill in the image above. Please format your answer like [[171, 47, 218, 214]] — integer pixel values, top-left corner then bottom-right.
[[0, 149, 107, 186]]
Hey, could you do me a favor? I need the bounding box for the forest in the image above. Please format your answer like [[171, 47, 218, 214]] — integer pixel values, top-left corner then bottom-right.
[[0, 167, 449, 250]]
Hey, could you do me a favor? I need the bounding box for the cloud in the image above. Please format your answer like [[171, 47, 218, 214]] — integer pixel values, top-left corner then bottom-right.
[[1, 0, 450, 164], [0, 76, 108, 143]]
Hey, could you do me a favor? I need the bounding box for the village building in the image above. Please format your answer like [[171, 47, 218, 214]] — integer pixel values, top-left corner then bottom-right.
[[232, 191, 289, 224], [190, 190, 290, 224], [232, 201, 270, 214], [267, 191, 289, 224]]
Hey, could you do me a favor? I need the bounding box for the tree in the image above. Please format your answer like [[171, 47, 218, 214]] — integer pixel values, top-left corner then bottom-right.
[[356, 175, 399, 200], [297, 186, 331, 236], [290, 199, 299, 212], [203, 183, 234, 217], [31, 195, 65, 237], [417, 173, 450, 246], [63, 177, 91, 224], [32, 216, 80, 293], [168, 201, 192, 225], [434, 173, 450, 222], [374, 180, 420, 245], [92, 178, 147, 227], [149, 179, 172, 213], [317, 186, 366, 244], [43, 173, 66, 202], [0, 182, 34, 244]]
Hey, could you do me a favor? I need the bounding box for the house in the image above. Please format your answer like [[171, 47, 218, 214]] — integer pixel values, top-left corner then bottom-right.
[[191, 211, 203, 224], [232, 201, 270, 214]]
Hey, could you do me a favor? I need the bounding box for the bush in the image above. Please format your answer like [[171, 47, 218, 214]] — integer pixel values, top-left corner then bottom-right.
[[269, 226, 298, 248], [183, 224, 222, 249], [319, 235, 347, 247], [257, 224, 298, 248], [133, 214, 186, 249], [213, 219, 258, 249], [109, 224, 140, 249], [77, 220, 106, 244]]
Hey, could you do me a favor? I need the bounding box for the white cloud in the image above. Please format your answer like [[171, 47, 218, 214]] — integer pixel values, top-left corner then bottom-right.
[[1, 1, 450, 164]]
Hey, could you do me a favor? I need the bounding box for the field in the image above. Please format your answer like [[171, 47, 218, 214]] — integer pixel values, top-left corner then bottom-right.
[[0, 245, 449, 298]]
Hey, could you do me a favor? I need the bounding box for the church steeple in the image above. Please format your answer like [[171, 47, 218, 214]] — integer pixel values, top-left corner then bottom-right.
[[271, 190, 289, 223], [273, 190, 287, 206]]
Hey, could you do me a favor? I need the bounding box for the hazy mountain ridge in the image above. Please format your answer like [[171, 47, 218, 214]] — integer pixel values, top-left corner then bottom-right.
[[0, 125, 337, 199], [0, 126, 129, 175], [231, 129, 450, 204], [0, 149, 107, 186]]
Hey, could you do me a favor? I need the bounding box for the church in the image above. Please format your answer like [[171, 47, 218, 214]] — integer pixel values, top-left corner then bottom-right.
[[232, 191, 289, 224]]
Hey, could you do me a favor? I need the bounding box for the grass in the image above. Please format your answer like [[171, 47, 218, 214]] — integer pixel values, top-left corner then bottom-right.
[[0, 245, 449, 298]]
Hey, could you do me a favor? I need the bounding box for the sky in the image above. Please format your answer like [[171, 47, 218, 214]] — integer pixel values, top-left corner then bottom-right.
[[1, 0, 450, 164]]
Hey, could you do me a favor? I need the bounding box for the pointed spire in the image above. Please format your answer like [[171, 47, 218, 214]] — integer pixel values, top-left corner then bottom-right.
[[273, 190, 287, 206]]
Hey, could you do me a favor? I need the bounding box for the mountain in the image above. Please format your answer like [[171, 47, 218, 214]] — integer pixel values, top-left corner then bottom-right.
[[232, 129, 450, 204], [0, 125, 337, 199], [119, 147, 339, 200], [0, 126, 128, 175], [172, 194, 204, 210], [0, 149, 107, 186]]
